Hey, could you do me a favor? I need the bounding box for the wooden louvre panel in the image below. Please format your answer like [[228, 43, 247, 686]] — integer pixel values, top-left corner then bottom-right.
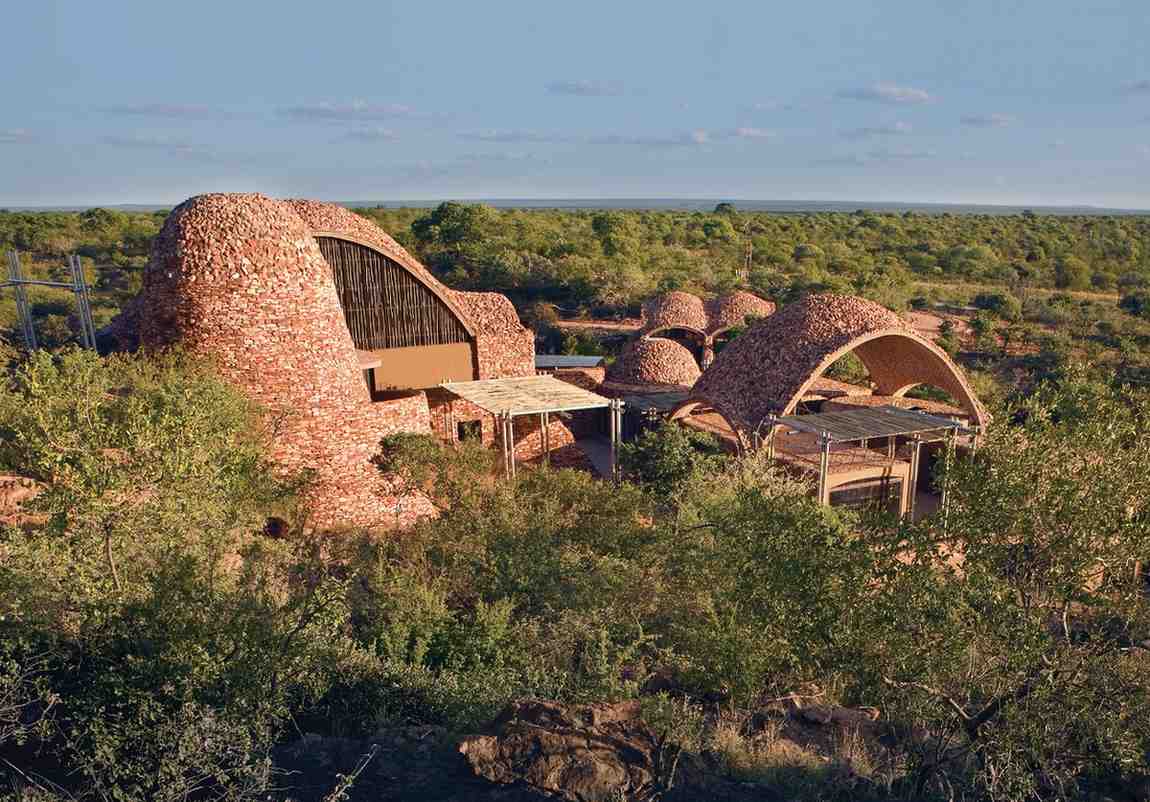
[[316, 236, 470, 349]]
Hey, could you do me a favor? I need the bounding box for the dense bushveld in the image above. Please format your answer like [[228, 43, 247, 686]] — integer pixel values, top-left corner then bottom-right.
[[6, 203, 1150, 390], [1, 348, 1150, 801], [4, 205, 1150, 799]]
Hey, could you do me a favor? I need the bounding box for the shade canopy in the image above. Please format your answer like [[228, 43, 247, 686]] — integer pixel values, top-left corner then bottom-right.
[[534, 354, 605, 369], [771, 405, 974, 443], [441, 374, 614, 416]]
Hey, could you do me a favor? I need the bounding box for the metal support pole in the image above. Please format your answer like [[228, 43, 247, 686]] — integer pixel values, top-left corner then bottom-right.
[[816, 433, 831, 505], [887, 436, 895, 461], [941, 427, 957, 533], [506, 413, 517, 480], [541, 411, 550, 467], [906, 435, 922, 520], [609, 399, 620, 482], [499, 413, 510, 477], [7, 251, 37, 350], [69, 255, 97, 349]]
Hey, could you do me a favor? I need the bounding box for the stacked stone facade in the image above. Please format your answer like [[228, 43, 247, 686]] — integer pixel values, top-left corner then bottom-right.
[[111, 193, 541, 530]]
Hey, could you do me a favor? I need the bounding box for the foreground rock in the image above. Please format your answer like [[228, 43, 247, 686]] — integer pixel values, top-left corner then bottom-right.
[[458, 700, 676, 801]]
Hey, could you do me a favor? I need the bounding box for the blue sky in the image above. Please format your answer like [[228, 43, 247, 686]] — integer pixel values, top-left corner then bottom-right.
[[3, 0, 1149, 207]]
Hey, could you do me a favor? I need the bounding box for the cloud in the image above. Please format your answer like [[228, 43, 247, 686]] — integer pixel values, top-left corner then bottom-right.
[[344, 127, 399, 142], [460, 129, 571, 144], [836, 84, 934, 105], [0, 129, 37, 144], [280, 101, 421, 121], [587, 129, 708, 147], [811, 147, 934, 167], [866, 147, 935, 162], [100, 134, 216, 160], [1138, 145, 1150, 158], [726, 127, 774, 139], [843, 121, 912, 140], [100, 103, 219, 119], [545, 79, 624, 97], [1126, 80, 1150, 93], [961, 113, 1015, 128]]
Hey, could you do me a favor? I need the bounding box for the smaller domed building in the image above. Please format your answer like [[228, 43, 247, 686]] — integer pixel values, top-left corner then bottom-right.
[[672, 293, 986, 518], [604, 337, 702, 392]]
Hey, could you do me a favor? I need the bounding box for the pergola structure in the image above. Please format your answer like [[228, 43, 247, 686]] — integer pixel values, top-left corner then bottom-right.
[[764, 405, 978, 518], [440, 375, 623, 479]]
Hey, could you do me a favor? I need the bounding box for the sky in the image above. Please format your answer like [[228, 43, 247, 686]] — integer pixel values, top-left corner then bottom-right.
[[3, 0, 1150, 208]]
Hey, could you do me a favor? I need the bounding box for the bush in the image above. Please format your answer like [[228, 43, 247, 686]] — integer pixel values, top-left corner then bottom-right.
[[619, 422, 729, 499], [972, 291, 1022, 321]]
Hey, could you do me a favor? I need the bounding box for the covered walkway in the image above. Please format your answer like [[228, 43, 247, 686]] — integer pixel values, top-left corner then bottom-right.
[[440, 375, 623, 478]]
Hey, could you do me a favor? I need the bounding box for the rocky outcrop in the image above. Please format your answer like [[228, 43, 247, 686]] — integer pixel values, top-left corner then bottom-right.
[[458, 700, 678, 802]]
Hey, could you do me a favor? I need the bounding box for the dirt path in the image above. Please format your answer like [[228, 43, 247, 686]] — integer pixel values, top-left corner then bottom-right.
[[553, 318, 641, 333], [911, 280, 1119, 303]]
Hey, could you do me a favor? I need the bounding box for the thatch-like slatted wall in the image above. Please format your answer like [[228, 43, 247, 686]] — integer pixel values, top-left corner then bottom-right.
[[316, 237, 470, 349]]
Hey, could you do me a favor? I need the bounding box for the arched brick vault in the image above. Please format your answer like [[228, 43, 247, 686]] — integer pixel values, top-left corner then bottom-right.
[[671, 294, 988, 449], [108, 193, 540, 530]]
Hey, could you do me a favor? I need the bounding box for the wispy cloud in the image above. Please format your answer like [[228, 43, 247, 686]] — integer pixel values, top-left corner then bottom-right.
[[458, 127, 770, 149], [344, 127, 399, 142], [460, 129, 570, 144], [836, 84, 934, 105], [722, 127, 775, 140], [1126, 80, 1150, 93], [960, 113, 1015, 128], [587, 130, 708, 147], [100, 135, 216, 160], [0, 129, 37, 144], [280, 101, 422, 122], [812, 147, 935, 167], [545, 79, 625, 97], [100, 103, 220, 119], [843, 121, 912, 140]]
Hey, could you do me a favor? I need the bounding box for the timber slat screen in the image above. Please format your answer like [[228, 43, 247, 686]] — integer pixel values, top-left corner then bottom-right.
[[316, 237, 470, 349], [771, 406, 971, 443]]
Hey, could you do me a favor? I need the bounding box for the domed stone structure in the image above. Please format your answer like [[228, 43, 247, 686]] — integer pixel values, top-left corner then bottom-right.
[[705, 291, 777, 335], [638, 289, 775, 368], [605, 337, 702, 390], [640, 291, 709, 336], [110, 193, 543, 529], [675, 293, 987, 446]]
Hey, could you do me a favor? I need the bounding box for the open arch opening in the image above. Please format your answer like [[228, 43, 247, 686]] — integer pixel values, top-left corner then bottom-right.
[[668, 400, 746, 454], [314, 235, 478, 391], [644, 327, 706, 366]]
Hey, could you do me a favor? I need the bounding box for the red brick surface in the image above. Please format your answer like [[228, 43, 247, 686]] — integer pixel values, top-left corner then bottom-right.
[[110, 193, 536, 529], [683, 294, 988, 445]]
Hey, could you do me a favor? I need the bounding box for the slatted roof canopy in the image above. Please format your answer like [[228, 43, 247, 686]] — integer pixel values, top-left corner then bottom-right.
[[772, 405, 974, 443], [622, 390, 691, 414], [534, 354, 605, 369], [441, 375, 615, 416]]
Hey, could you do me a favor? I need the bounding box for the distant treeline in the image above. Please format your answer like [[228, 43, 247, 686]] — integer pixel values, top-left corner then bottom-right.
[[3, 202, 1150, 319]]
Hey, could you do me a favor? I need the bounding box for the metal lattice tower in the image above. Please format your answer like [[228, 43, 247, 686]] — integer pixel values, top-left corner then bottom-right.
[[3, 251, 98, 351]]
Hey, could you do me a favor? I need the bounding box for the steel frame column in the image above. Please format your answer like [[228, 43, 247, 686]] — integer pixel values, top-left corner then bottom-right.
[[7, 251, 37, 350], [506, 413, 517, 479], [541, 411, 550, 467], [816, 433, 831, 505], [906, 435, 922, 520], [609, 399, 621, 482], [69, 255, 97, 349]]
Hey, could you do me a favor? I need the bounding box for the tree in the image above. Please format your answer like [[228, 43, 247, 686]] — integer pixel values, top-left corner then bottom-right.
[[1055, 255, 1092, 290]]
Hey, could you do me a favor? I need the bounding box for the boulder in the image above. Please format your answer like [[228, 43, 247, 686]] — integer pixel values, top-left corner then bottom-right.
[[458, 700, 677, 802]]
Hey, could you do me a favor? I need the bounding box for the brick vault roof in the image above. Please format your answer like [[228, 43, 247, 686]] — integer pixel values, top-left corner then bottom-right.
[[687, 293, 988, 439]]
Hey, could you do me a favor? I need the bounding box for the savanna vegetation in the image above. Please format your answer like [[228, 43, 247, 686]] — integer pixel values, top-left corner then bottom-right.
[[2, 205, 1150, 800]]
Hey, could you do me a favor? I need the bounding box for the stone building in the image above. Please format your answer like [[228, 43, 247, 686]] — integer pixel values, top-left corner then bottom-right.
[[105, 193, 573, 529]]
